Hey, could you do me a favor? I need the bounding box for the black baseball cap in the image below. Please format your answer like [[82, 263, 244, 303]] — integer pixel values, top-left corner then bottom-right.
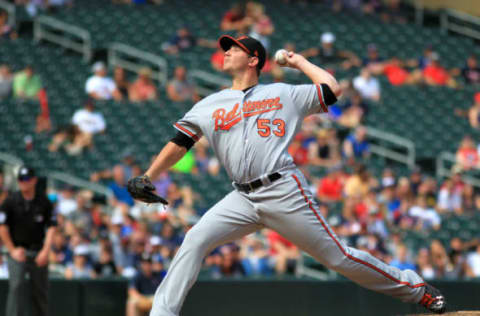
[[219, 35, 266, 70], [17, 166, 36, 181]]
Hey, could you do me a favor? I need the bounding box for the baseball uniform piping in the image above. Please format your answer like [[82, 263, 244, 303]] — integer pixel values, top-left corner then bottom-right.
[[291, 174, 425, 289], [315, 84, 328, 113], [174, 123, 199, 142]]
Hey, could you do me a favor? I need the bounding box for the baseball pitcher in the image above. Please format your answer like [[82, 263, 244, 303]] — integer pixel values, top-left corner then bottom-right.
[[127, 35, 446, 315]]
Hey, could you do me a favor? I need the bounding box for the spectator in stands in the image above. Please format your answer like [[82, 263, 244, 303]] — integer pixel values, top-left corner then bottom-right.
[[288, 134, 309, 167], [162, 26, 216, 55], [353, 68, 380, 102], [344, 164, 374, 199], [13, 65, 42, 100], [334, 92, 368, 128], [416, 248, 435, 279], [468, 92, 480, 129], [240, 236, 272, 276], [48, 124, 79, 153], [65, 244, 94, 279], [0, 64, 12, 99], [437, 178, 462, 214], [65, 99, 106, 155], [316, 166, 345, 203], [458, 55, 480, 85], [211, 46, 225, 72], [408, 196, 441, 231], [380, 0, 408, 24], [56, 185, 78, 218], [129, 67, 157, 102], [220, 2, 251, 33], [455, 135, 479, 171], [422, 53, 457, 88], [390, 244, 416, 271], [109, 165, 135, 208], [466, 244, 480, 278], [86, 62, 122, 101], [114, 67, 130, 99], [247, 2, 274, 52], [267, 230, 299, 275], [300, 32, 360, 71], [166, 66, 197, 102], [342, 126, 370, 164], [0, 10, 17, 40], [308, 128, 340, 168], [210, 244, 245, 278], [362, 44, 384, 74], [382, 56, 422, 86], [127, 253, 165, 316], [50, 230, 73, 270], [430, 240, 457, 279], [93, 244, 118, 278], [90, 152, 140, 184]]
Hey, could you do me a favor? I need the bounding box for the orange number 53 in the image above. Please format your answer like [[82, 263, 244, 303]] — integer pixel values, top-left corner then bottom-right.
[[257, 119, 285, 137]]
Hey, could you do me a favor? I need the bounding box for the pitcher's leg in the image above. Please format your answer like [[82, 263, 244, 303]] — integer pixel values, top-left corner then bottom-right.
[[262, 172, 425, 303], [150, 190, 262, 316]]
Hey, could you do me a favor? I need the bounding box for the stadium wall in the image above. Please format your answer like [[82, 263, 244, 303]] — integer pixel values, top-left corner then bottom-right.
[[0, 279, 479, 315]]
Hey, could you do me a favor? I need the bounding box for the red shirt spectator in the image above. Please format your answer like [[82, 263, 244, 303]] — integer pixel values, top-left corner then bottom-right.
[[288, 135, 308, 166], [267, 230, 296, 256], [211, 48, 224, 72], [423, 57, 449, 86], [383, 58, 409, 86], [317, 169, 344, 202]]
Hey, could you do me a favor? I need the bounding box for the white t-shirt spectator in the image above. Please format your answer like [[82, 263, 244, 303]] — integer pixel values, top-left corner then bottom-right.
[[409, 206, 441, 229], [437, 187, 462, 212], [72, 109, 106, 134], [467, 252, 480, 277], [353, 76, 380, 101], [85, 75, 117, 100]]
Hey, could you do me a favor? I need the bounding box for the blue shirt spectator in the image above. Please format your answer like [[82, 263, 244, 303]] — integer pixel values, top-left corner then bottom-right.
[[343, 126, 370, 162]]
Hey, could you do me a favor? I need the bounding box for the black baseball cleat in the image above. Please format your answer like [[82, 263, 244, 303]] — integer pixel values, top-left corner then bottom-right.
[[418, 283, 446, 314]]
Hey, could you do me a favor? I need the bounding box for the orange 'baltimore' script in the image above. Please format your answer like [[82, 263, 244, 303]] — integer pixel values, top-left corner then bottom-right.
[[213, 97, 283, 131]]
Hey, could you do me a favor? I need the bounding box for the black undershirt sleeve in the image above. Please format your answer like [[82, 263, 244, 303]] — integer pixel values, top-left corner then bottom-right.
[[321, 83, 338, 106], [170, 131, 195, 150]]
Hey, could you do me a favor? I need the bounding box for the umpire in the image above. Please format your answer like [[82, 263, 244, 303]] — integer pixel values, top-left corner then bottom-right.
[[0, 166, 56, 316]]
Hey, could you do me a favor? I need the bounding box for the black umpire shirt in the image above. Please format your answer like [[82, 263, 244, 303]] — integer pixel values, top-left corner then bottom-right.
[[0, 191, 56, 251]]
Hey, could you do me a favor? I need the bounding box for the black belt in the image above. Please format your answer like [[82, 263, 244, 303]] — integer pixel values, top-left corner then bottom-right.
[[234, 172, 282, 193]]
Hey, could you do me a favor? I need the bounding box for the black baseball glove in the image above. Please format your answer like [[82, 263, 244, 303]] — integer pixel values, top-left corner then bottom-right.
[[127, 175, 168, 205]]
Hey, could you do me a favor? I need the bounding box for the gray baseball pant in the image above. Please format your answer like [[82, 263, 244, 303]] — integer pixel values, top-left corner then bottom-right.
[[150, 168, 425, 316], [6, 255, 48, 316]]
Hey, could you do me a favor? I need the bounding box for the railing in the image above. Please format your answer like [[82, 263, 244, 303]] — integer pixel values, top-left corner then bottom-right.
[[296, 253, 331, 280], [33, 15, 92, 62], [108, 43, 168, 86], [441, 8, 480, 40], [436, 151, 480, 188], [190, 70, 232, 96], [48, 171, 113, 198], [0, 152, 112, 198], [366, 126, 416, 169], [0, 0, 15, 28]]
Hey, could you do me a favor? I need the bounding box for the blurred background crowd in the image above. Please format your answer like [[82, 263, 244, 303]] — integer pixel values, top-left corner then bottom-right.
[[1, 0, 480, 315]]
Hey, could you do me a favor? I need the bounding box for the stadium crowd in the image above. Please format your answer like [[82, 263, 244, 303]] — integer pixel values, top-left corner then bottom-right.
[[2, 0, 480, 315]]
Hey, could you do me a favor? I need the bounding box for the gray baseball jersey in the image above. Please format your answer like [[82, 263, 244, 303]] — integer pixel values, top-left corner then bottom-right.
[[150, 83, 426, 316], [173, 83, 328, 183]]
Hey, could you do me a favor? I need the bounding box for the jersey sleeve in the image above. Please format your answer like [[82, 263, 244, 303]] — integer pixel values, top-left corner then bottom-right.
[[289, 83, 337, 116], [173, 106, 203, 142]]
